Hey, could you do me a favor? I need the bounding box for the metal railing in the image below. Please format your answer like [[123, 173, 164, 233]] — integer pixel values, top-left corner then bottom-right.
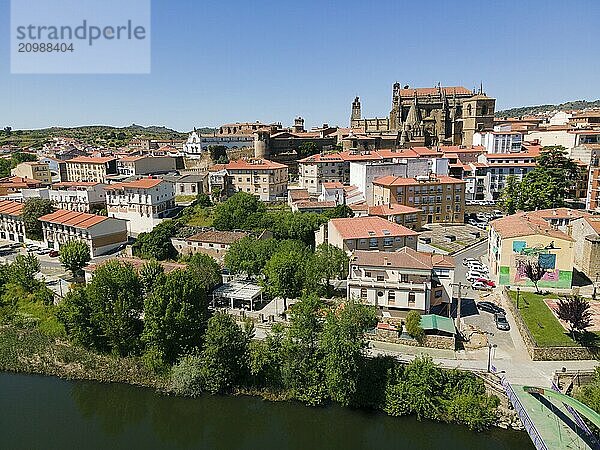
[[501, 377, 548, 450], [550, 380, 599, 448]]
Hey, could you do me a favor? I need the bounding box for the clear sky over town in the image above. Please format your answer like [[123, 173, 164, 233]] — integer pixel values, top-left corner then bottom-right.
[[2, 0, 599, 131]]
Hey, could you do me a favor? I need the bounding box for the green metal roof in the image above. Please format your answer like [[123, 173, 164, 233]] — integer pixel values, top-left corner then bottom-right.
[[420, 314, 455, 335]]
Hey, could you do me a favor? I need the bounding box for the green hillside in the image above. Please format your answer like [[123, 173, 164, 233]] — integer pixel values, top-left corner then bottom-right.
[[0, 124, 216, 149], [496, 99, 600, 118]]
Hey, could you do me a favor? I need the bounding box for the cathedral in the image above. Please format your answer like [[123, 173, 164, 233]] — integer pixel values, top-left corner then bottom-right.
[[350, 82, 496, 147]]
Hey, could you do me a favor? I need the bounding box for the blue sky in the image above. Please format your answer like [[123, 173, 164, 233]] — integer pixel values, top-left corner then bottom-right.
[[2, 0, 599, 131]]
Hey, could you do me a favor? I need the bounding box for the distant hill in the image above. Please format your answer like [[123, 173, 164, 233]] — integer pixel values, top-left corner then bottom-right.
[[0, 124, 216, 149], [496, 99, 600, 118]]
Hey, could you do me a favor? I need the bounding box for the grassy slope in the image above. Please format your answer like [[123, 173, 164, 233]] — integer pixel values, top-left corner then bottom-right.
[[508, 290, 600, 347]]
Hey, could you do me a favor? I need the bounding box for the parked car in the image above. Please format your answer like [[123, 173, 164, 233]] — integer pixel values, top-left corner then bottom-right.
[[48, 250, 59, 258], [495, 313, 510, 331], [476, 278, 496, 288], [463, 258, 479, 266], [467, 264, 490, 273], [477, 301, 505, 315], [467, 270, 487, 282], [472, 280, 492, 290]]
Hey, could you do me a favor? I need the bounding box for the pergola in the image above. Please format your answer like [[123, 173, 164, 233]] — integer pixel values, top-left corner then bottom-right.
[[212, 281, 264, 311]]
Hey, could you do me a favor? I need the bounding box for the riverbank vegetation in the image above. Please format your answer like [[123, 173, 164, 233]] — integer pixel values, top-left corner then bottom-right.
[[0, 245, 500, 432]]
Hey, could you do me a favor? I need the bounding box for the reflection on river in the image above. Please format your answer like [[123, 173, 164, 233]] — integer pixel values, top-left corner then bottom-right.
[[0, 373, 533, 449]]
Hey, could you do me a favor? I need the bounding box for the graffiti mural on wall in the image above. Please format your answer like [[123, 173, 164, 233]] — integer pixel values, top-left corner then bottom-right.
[[513, 240, 558, 283]]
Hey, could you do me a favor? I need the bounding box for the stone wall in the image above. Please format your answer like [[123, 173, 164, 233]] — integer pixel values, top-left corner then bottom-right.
[[501, 288, 598, 361], [372, 329, 455, 350]]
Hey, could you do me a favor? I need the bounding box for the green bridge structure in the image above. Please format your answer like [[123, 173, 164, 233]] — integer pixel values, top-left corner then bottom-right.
[[501, 377, 600, 449]]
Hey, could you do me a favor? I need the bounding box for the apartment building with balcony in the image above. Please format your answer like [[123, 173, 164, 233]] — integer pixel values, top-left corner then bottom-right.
[[347, 248, 455, 318], [65, 156, 117, 183], [11, 161, 52, 184], [39, 209, 128, 257], [226, 158, 288, 201], [0, 200, 26, 243], [48, 182, 106, 213], [297, 153, 349, 194], [104, 178, 175, 234], [372, 174, 465, 225], [315, 216, 418, 253]]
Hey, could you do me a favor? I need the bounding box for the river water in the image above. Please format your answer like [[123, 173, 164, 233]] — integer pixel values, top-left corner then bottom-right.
[[0, 372, 533, 449]]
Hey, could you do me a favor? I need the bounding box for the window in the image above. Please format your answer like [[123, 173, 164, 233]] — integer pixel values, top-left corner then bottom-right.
[[360, 288, 367, 299], [377, 275, 384, 282], [369, 238, 378, 248], [388, 291, 395, 302], [400, 274, 409, 283], [383, 237, 393, 247], [408, 292, 416, 306], [365, 271, 372, 277]]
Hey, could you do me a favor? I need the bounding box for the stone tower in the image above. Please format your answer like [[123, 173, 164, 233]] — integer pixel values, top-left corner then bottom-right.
[[254, 130, 270, 159], [460, 87, 496, 146], [292, 117, 305, 133], [351, 97, 361, 125]]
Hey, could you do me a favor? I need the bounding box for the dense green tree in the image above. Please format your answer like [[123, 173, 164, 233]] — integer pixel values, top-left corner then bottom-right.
[[263, 240, 309, 302], [9, 253, 40, 292], [143, 268, 211, 366], [498, 175, 521, 215], [405, 310, 424, 341], [399, 356, 444, 420], [56, 286, 100, 349], [212, 192, 266, 231], [309, 243, 349, 297], [185, 253, 222, 291], [169, 354, 204, 397], [281, 293, 328, 405], [11, 151, 36, 165], [321, 204, 354, 219], [208, 145, 228, 162], [296, 141, 319, 158], [499, 146, 580, 212], [85, 260, 144, 355], [133, 220, 180, 260], [224, 237, 279, 276], [22, 198, 54, 240], [248, 323, 285, 389], [59, 240, 91, 278], [138, 260, 166, 296], [199, 313, 252, 394], [195, 193, 213, 207], [556, 295, 592, 339], [321, 300, 377, 406]]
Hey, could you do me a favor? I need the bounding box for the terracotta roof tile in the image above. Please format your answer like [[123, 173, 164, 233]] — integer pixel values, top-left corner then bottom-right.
[[373, 175, 465, 186], [0, 200, 24, 216], [38, 209, 109, 229], [352, 247, 455, 269], [490, 211, 574, 240], [226, 159, 287, 170], [330, 216, 418, 240]]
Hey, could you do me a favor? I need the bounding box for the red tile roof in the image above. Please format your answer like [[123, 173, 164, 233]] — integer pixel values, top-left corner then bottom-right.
[[52, 181, 101, 188], [352, 247, 455, 269], [330, 216, 418, 240], [297, 153, 345, 163], [105, 178, 165, 190], [369, 204, 421, 216], [38, 209, 110, 229], [226, 159, 287, 170], [322, 182, 344, 189], [0, 200, 24, 216], [67, 156, 115, 164], [373, 175, 465, 186], [490, 211, 574, 240]]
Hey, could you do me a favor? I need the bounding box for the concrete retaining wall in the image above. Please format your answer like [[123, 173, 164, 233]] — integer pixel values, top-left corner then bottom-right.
[[373, 329, 455, 350]]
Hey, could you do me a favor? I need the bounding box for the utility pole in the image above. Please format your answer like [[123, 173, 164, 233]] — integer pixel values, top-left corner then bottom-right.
[[451, 282, 465, 332]]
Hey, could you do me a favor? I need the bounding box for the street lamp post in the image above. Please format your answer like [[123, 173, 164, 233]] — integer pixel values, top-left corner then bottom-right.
[[487, 343, 497, 373], [516, 287, 521, 309], [593, 274, 599, 300]]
